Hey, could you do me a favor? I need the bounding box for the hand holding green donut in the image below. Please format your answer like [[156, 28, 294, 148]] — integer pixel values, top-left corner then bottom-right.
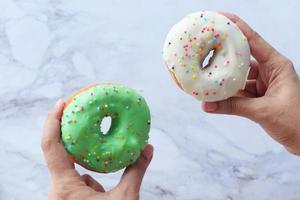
[[41, 99, 153, 200]]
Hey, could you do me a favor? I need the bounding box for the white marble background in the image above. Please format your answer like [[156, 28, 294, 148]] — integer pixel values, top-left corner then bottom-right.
[[0, 0, 300, 199]]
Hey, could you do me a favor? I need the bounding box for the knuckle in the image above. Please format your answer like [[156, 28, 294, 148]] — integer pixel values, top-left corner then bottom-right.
[[232, 14, 243, 24], [253, 31, 261, 39], [249, 30, 261, 43], [133, 159, 149, 175], [138, 155, 149, 168], [229, 13, 239, 21], [276, 56, 293, 67], [284, 59, 294, 68], [232, 13, 239, 19], [269, 56, 295, 77]]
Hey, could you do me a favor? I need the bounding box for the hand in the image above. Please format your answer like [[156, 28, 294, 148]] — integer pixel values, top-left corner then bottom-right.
[[202, 12, 300, 155], [41, 100, 154, 200]]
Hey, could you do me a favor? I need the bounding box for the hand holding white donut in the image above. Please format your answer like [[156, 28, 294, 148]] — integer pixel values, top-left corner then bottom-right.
[[202, 12, 300, 156]]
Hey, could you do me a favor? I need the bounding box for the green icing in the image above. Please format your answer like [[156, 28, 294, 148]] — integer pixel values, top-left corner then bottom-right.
[[61, 84, 151, 173]]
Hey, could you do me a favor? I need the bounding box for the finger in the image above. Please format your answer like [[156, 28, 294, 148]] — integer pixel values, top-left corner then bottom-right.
[[68, 155, 76, 163], [81, 174, 105, 192], [244, 80, 257, 96], [202, 97, 266, 122], [41, 99, 75, 176], [235, 89, 256, 98], [220, 12, 279, 65], [234, 80, 257, 98], [117, 145, 153, 194], [256, 75, 268, 96], [248, 60, 259, 80]]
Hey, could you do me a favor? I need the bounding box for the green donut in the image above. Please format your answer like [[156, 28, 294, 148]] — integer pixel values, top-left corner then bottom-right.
[[61, 84, 151, 173]]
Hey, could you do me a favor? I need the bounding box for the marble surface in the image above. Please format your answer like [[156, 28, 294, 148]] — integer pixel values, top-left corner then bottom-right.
[[0, 0, 300, 199]]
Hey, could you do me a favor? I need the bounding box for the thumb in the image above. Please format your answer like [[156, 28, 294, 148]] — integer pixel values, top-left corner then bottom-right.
[[202, 97, 266, 122], [41, 99, 76, 177], [117, 145, 153, 194]]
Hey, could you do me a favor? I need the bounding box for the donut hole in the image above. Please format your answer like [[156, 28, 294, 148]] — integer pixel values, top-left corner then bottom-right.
[[201, 48, 216, 70], [100, 116, 112, 135]]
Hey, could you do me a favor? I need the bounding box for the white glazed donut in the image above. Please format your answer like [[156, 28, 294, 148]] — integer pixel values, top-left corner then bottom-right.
[[163, 11, 250, 102]]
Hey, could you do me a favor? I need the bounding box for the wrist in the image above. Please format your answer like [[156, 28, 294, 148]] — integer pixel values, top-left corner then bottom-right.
[[285, 133, 300, 156]]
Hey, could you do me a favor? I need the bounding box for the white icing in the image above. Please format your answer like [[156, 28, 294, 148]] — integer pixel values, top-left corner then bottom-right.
[[163, 11, 250, 101]]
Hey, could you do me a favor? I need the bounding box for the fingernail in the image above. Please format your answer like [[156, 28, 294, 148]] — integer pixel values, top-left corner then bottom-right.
[[204, 102, 217, 112], [55, 99, 63, 108], [142, 145, 154, 161]]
